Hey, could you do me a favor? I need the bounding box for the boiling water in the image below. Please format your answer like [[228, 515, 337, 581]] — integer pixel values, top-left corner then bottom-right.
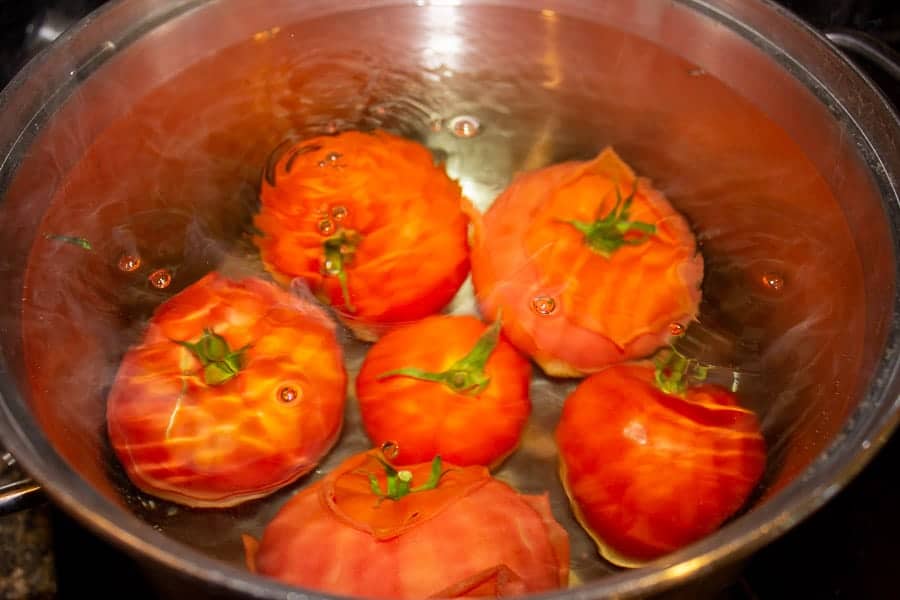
[[13, 2, 867, 591]]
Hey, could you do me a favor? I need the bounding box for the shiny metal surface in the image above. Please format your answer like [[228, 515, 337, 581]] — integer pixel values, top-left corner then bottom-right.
[[824, 28, 900, 81], [0, 1, 897, 599], [0, 479, 45, 515]]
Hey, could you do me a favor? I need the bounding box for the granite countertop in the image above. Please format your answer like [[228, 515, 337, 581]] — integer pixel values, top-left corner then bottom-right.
[[0, 464, 56, 600]]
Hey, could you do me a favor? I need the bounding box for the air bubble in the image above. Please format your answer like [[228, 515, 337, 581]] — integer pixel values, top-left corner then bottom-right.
[[669, 322, 685, 336], [326, 152, 342, 162], [449, 115, 481, 138], [761, 272, 784, 291], [117, 254, 141, 273], [148, 269, 172, 289], [531, 295, 557, 315], [317, 218, 335, 235], [278, 385, 300, 403], [380, 440, 400, 459], [331, 205, 348, 221]]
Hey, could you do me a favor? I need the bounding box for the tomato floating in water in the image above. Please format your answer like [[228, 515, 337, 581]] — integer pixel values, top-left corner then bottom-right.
[[355, 315, 531, 468], [555, 353, 766, 567], [467, 147, 704, 377], [253, 129, 471, 341], [242, 448, 570, 599], [105, 271, 347, 508]]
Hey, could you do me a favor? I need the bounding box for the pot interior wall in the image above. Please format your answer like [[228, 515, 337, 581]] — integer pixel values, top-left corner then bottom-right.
[[0, 0, 894, 589]]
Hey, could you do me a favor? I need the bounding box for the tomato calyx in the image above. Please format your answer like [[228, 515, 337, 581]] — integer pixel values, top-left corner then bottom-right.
[[173, 328, 249, 386], [375, 318, 502, 395], [560, 183, 656, 258], [362, 452, 449, 503], [322, 229, 362, 313], [653, 346, 709, 396]]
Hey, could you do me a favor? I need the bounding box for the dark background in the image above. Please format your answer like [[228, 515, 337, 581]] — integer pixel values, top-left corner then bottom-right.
[[0, 0, 899, 598]]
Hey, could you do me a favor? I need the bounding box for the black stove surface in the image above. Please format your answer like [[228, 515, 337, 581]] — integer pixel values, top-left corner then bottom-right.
[[1, 1, 899, 599]]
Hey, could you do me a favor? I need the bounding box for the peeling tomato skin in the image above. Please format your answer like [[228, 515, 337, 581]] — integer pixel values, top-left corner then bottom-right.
[[469, 147, 703, 377], [355, 315, 532, 468], [555, 362, 766, 566], [248, 451, 570, 599], [253, 129, 471, 340], [105, 272, 347, 508]]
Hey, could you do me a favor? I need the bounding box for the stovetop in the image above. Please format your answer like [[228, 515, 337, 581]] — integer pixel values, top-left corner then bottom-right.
[[1, 1, 899, 599]]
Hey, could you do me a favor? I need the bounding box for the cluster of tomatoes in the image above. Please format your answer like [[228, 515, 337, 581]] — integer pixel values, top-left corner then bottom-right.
[[105, 129, 766, 599]]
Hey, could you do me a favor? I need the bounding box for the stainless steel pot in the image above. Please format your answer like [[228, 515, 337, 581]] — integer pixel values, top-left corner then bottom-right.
[[0, 1, 898, 598]]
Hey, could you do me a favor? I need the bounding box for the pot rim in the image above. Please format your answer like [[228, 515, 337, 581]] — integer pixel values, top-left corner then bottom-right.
[[1, 0, 899, 598]]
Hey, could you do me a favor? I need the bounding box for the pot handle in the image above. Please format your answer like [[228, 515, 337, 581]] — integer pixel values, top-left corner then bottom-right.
[[0, 452, 45, 516], [824, 28, 900, 82]]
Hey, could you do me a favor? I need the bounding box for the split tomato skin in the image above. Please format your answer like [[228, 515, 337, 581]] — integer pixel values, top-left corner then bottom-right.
[[468, 147, 704, 377], [105, 272, 347, 508], [555, 362, 766, 567], [355, 315, 532, 468], [244, 450, 570, 599], [253, 129, 471, 341]]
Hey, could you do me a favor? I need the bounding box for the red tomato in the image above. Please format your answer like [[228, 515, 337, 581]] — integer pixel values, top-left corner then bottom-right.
[[105, 272, 347, 508], [243, 449, 570, 599], [467, 147, 704, 377], [555, 359, 766, 566], [253, 129, 470, 341], [355, 315, 531, 468]]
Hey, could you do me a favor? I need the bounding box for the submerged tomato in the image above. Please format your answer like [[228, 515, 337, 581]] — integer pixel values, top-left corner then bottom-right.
[[555, 358, 766, 567], [355, 315, 531, 468], [468, 147, 704, 377], [253, 129, 470, 341], [243, 449, 569, 599], [105, 271, 347, 508]]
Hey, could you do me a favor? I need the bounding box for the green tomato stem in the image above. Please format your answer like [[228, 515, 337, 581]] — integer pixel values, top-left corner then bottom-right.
[[365, 454, 446, 502], [653, 347, 709, 396], [375, 318, 503, 395], [173, 328, 248, 386], [323, 229, 362, 313], [560, 183, 656, 258], [43, 233, 93, 251]]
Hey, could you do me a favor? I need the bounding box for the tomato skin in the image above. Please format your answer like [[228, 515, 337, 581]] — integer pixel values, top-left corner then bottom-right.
[[245, 450, 570, 599], [355, 315, 531, 468], [105, 272, 347, 508], [468, 147, 703, 377], [555, 362, 766, 567], [253, 129, 470, 341]]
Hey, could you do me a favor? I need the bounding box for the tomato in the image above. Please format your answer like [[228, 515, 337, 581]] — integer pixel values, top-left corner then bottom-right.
[[253, 129, 471, 341], [467, 147, 704, 377], [243, 449, 570, 599], [105, 271, 347, 508], [555, 356, 766, 567], [355, 315, 531, 468]]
